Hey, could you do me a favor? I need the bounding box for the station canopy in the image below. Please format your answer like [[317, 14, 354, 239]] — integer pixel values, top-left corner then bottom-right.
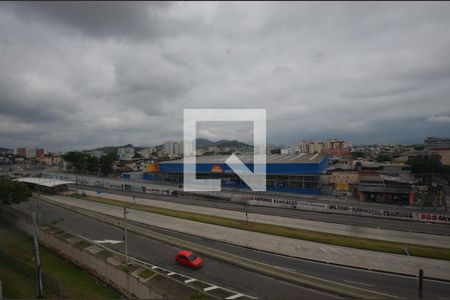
[[14, 177, 74, 187]]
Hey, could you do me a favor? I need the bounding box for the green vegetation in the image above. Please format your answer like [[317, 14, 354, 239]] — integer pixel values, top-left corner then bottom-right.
[[407, 157, 450, 175], [351, 151, 365, 159], [62, 151, 116, 176], [376, 153, 392, 162], [0, 221, 121, 299], [0, 179, 31, 208], [138, 268, 154, 279], [0, 264, 37, 298], [77, 240, 93, 248], [270, 149, 281, 154], [190, 291, 209, 299], [75, 194, 450, 261]]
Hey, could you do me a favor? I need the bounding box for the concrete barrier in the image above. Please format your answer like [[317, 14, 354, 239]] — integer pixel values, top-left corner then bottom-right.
[[1, 209, 209, 299]]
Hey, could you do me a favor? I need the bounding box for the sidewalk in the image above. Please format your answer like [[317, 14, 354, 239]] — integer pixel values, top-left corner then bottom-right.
[[49, 172, 449, 213], [83, 190, 450, 248], [45, 194, 450, 281]]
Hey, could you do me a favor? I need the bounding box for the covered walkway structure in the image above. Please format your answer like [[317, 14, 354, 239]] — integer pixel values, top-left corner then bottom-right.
[[14, 177, 74, 194]]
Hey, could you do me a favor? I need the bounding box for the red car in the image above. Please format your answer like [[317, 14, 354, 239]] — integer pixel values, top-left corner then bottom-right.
[[175, 250, 203, 269]]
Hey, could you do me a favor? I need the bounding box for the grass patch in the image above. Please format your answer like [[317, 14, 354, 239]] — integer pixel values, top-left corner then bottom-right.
[[74, 194, 450, 261], [76, 240, 93, 249], [190, 290, 209, 299], [138, 268, 154, 279], [0, 264, 37, 298], [0, 220, 121, 299]]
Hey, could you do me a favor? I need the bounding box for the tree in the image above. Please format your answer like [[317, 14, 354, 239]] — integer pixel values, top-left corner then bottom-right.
[[62, 151, 88, 172], [376, 153, 392, 163], [271, 149, 281, 154], [133, 153, 142, 159], [0, 179, 32, 209], [407, 157, 450, 175], [86, 156, 99, 174], [351, 151, 365, 159], [99, 153, 116, 176]]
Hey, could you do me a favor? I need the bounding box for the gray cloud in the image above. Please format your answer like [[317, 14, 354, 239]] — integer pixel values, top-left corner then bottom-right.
[[0, 2, 175, 41], [0, 2, 450, 152]]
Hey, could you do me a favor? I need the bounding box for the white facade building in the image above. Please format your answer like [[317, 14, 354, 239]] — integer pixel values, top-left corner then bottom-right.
[[117, 146, 135, 160], [163, 141, 183, 156]]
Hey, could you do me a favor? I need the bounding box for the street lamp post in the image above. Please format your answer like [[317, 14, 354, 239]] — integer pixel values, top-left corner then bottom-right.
[[37, 186, 41, 224]]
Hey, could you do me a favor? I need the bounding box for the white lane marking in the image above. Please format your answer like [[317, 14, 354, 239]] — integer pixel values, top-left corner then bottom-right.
[[151, 266, 159, 269], [344, 280, 374, 287], [185, 278, 196, 283], [226, 294, 244, 300], [93, 239, 123, 244], [167, 272, 176, 276], [204, 285, 219, 291]]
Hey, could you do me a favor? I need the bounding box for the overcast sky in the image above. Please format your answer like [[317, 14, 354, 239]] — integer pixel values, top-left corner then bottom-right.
[[1, 2, 450, 152]]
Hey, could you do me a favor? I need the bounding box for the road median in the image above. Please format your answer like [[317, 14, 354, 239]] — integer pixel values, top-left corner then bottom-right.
[[69, 193, 450, 261], [37, 195, 401, 299]]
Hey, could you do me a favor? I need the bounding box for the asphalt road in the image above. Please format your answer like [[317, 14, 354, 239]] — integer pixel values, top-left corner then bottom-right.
[[16, 198, 450, 299], [78, 186, 450, 236], [16, 199, 336, 300]]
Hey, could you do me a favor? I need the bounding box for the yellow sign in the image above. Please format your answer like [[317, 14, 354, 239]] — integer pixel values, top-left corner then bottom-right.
[[145, 163, 160, 173], [335, 183, 349, 190], [211, 165, 223, 173]]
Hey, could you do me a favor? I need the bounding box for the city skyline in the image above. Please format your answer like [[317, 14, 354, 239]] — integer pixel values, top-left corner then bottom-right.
[[1, 2, 450, 151]]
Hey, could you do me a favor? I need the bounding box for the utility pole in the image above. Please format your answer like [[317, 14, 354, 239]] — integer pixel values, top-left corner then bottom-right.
[[32, 212, 43, 299], [243, 199, 249, 225], [82, 160, 86, 196], [418, 269, 424, 299], [123, 207, 128, 265], [37, 185, 41, 224]]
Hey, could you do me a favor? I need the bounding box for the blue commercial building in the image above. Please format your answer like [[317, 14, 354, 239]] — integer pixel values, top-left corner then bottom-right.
[[143, 153, 329, 195]]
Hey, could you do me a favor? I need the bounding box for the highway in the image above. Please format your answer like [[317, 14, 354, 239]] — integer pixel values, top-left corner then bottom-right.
[[16, 198, 336, 299], [16, 198, 450, 299], [78, 186, 450, 236]]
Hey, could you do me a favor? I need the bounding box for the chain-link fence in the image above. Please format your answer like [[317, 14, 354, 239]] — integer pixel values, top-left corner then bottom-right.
[[0, 249, 61, 298]]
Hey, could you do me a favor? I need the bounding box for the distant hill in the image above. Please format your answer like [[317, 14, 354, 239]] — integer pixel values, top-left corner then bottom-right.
[[195, 139, 251, 149], [87, 139, 250, 153]]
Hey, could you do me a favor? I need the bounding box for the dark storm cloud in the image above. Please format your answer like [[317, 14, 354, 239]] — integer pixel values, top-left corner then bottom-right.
[[0, 2, 450, 151], [0, 1, 177, 41]]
